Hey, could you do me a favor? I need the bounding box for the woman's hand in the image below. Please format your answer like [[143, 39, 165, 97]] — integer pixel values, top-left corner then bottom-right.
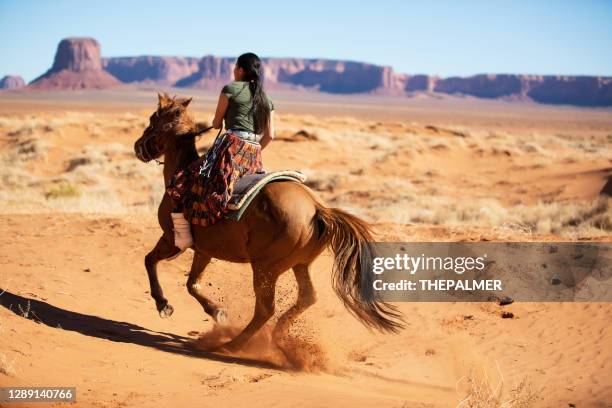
[[260, 110, 275, 150], [212, 92, 229, 129]]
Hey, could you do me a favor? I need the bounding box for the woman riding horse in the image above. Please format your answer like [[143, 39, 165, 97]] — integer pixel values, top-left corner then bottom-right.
[[133, 57, 403, 355], [168, 52, 275, 251]]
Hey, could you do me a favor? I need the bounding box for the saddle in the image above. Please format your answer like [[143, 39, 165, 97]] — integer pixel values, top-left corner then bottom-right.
[[225, 170, 307, 221]]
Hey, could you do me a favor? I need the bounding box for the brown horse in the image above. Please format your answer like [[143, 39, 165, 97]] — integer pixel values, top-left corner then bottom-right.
[[134, 93, 403, 352]]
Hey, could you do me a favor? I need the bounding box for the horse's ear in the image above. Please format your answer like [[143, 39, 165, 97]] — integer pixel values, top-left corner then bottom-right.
[[180, 97, 192, 108], [157, 92, 170, 109]]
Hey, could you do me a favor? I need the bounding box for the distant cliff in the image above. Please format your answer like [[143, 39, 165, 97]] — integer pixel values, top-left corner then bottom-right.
[[18, 37, 612, 107], [102, 56, 405, 94], [100, 54, 612, 106], [430, 74, 612, 106], [262, 58, 404, 94], [102, 56, 200, 85]]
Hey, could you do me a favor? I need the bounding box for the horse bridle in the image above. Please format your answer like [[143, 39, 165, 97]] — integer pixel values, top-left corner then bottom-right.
[[153, 126, 219, 165]]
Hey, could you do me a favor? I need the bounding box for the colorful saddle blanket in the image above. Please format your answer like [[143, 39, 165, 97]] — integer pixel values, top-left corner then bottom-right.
[[225, 170, 307, 221]]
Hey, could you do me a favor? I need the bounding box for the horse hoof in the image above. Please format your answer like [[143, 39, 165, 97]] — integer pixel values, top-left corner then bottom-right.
[[214, 309, 229, 325], [159, 303, 174, 318]]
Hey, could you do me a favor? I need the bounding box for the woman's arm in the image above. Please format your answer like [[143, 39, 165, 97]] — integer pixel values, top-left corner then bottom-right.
[[260, 110, 275, 150], [212, 92, 229, 129]]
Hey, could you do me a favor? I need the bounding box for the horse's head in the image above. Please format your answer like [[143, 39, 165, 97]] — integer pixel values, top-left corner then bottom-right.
[[134, 93, 197, 162]]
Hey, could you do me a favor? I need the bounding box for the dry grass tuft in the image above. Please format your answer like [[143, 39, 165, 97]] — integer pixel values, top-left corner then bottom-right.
[[305, 174, 342, 193], [0, 353, 16, 376], [457, 367, 538, 408], [45, 181, 81, 199], [17, 300, 32, 318], [368, 195, 612, 238]]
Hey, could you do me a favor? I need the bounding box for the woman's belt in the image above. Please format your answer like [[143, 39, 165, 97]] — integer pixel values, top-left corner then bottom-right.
[[228, 129, 261, 144]]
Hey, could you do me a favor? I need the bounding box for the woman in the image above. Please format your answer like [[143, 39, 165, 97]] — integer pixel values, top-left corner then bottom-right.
[[168, 52, 275, 250]]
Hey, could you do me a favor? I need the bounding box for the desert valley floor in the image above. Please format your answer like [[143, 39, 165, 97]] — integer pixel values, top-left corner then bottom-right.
[[0, 89, 610, 407]]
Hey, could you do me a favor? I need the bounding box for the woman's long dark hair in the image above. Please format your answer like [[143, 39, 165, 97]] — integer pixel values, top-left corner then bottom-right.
[[237, 53, 270, 135]]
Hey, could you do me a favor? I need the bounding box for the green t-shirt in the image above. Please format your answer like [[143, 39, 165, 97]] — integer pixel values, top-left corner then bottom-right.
[[221, 81, 275, 133]]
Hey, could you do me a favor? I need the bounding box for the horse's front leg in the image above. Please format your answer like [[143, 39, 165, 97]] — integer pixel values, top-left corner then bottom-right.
[[187, 252, 228, 324], [145, 235, 182, 317]]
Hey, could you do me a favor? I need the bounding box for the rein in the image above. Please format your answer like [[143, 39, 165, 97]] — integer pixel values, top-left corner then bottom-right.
[[154, 125, 219, 165]]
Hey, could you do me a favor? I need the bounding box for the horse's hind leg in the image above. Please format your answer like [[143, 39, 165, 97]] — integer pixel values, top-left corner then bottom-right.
[[273, 264, 316, 343], [218, 266, 280, 352], [145, 235, 182, 318], [187, 252, 228, 324]]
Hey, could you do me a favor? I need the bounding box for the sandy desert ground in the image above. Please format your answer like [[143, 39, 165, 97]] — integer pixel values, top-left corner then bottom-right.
[[0, 90, 611, 407]]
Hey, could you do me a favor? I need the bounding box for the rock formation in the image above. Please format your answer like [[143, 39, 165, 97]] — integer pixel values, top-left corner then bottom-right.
[[526, 76, 612, 107], [102, 56, 200, 85], [25, 37, 612, 106], [174, 56, 234, 89], [103, 56, 407, 94], [261, 59, 405, 94], [29, 37, 120, 90], [404, 75, 437, 92], [430, 74, 612, 106], [434, 74, 525, 98], [0, 75, 26, 90]]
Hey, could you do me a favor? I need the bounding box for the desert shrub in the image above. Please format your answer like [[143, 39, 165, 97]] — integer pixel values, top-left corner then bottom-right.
[[0, 353, 16, 376], [457, 369, 538, 408], [45, 181, 80, 199]]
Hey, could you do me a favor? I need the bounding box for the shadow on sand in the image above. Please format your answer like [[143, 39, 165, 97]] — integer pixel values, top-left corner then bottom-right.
[[0, 289, 280, 369]]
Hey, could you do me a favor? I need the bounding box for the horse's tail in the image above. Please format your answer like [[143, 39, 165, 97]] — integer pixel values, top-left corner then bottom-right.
[[311, 196, 404, 333]]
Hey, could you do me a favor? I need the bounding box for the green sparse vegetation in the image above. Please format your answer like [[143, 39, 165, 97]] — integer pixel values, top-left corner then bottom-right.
[[45, 181, 81, 199]]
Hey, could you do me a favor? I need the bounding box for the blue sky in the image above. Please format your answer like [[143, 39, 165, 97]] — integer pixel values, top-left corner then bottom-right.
[[1, 0, 611, 82]]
